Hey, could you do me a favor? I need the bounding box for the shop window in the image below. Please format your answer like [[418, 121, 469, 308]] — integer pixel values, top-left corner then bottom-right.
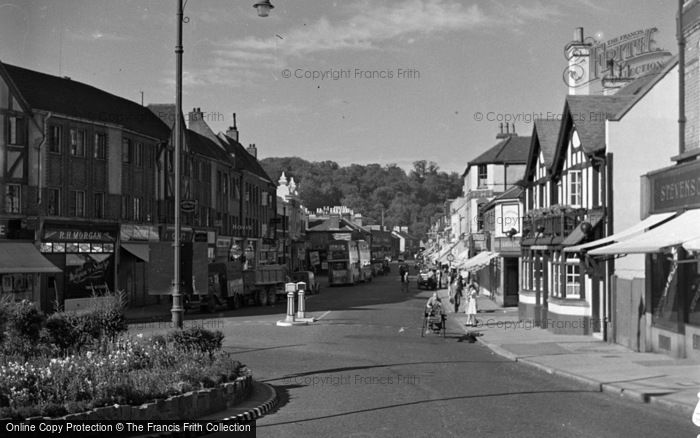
[[650, 252, 683, 331], [565, 255, 581, 298], [688, 264, 700, 326], [552, 252, 561, 298], [5, 184, 21, 213]]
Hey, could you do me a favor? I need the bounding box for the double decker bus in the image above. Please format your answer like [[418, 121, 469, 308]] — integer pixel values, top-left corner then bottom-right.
[[328, 240, 360, 286]]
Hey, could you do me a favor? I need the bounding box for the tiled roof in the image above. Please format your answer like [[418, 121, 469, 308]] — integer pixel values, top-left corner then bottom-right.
[[217, 134, 273, 184], [563, 94, 635, 155], [532, 119, 560, 168], [2, 62, 169, 140], [186, 130, 231, 163], [469, 135, 531, 165], [481, 185, 523, 211]]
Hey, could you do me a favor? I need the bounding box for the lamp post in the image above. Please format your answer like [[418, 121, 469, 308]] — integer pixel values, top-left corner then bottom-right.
[[172, 0, 274, 329]]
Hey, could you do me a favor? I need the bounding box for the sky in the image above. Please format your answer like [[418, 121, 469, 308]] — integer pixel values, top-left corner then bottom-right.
[[0, 0, 679, 175]]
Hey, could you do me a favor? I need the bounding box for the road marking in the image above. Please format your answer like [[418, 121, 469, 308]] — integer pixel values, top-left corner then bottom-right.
[[316, 310, 332, 320]]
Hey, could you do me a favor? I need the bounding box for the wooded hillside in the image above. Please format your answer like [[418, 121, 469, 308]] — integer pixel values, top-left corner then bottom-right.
[[260, 157, 462, 241]]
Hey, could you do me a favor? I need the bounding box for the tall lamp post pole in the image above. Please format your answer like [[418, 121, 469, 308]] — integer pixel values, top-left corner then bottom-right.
[[172, 0, 275, 329]]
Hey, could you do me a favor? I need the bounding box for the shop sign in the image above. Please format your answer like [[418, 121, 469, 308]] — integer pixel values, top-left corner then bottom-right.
[[44, 229, 116, 242], [333, 233, 352, 241], [180, 199, 197, 213], [120, 224, 159, 242], [565, 27, 672, 90], [160, 226, 193, 242], [649, 160, 700, 213]]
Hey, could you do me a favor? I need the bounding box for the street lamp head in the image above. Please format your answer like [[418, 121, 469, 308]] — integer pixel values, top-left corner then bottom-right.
[[254, 0, 274, 17]]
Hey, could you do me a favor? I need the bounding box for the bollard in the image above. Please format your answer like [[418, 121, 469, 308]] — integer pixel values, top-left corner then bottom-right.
[[296, 281, 307, 319], [285, 282, 297, 322]]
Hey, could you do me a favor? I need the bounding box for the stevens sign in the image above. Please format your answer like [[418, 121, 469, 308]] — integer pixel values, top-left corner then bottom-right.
[[649, 160, 700, 213]]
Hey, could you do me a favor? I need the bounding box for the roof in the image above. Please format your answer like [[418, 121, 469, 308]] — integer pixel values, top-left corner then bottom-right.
[[186, 130, 231, 164], [481, 185, 523, 211], [610, 55, 679, 121], [463, 135, 531, 176], [307, 216, 355, 232], [218, 134, 273, 184], [2, 62, 169, 140], [562, 94, 635, 155], [532, 119, 560, 167]]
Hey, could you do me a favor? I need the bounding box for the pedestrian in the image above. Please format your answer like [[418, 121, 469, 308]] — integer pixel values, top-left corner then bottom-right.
[[401, 270, 409, 293], [399, 264, 407, 283], [450, 270, 463, 313], [465, 280, 479, 326], [436, 268, 442, 289]]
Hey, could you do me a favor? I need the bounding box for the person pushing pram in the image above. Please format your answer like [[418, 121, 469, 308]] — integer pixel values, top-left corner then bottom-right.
[[424, 292, 446, 333]]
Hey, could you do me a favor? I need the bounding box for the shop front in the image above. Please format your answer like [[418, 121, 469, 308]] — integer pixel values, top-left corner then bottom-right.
[[119, 224, 159, 308], [589, 160, 700, 359], [39, 225, 118, 312], [0, 240, 61, 312]]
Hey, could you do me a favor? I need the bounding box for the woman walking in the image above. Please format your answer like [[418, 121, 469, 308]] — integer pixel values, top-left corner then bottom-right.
[[465, 280, 479, 326]]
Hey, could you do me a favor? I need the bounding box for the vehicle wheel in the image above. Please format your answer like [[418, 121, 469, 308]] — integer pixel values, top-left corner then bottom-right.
[[267, 289, 277, 305]]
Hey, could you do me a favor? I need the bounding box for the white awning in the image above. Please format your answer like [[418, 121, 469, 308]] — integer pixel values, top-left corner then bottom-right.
[[589, 209, 700, 255], [435, 241, 460, 263], [564, 212, 676, 253], [684, 236, 700, 252], [458, 251, 498, 273]]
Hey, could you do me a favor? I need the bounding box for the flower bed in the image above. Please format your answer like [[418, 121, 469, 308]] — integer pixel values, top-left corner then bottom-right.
[[0, 297, 247, 420]]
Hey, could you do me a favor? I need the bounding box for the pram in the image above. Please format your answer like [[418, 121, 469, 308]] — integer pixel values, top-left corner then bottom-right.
[[421, 302, 446, 337]]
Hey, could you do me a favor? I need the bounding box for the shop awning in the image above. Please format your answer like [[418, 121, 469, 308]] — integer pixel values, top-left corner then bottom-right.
[[564, 212, 676, 253], [0, 242, 61, 273], [458, 251, 498, 273], [684, 236, 700, 252], [589, 209, 700, 255], [121, 243, 150, 262], [560, 214, 604, 247]]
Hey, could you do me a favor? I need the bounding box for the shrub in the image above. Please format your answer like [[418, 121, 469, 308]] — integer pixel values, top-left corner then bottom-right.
[[168, 327, 223, 357], [2, 300, 46, 357]]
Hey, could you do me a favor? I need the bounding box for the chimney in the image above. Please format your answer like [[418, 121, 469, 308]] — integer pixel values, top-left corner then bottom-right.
[[226, 113, 239, 142], [566, 26, 597, 95], [496, 122, 508, 139], [189, 107, 203, 122], [247, 144, 257, 158]]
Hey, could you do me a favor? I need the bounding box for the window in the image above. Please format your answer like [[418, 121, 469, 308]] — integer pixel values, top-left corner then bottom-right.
[[538, 184, 546, 208], [70, 129, 86, 157], [70, 190, 85, 217], [521, 258, 530, 290], [49, 125, 63, 153], [121, 195, 130, 220], [8, 116, 26, 145], [135, 143, 143, 167], [569, 170, 582, 206], [47, 188, 60, 216], [5, 184, 20, 213], [478, 164, 488, 187], [94, 133, 106, 159], [133, 197, 141, 221], [122, 138, 132, 163], [94, 192, 104, 218], [552, 252, 561, 298], [565, 255, 581, 298]]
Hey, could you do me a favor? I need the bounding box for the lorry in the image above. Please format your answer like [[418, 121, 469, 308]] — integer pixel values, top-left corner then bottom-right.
[[191, 260, 287, 312]]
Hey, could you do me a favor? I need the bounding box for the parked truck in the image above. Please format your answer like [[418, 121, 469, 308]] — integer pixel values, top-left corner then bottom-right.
[[191, 260, 287, 312]]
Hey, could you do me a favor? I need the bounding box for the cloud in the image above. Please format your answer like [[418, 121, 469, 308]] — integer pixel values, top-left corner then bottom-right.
[[67, 29, 132, 42]]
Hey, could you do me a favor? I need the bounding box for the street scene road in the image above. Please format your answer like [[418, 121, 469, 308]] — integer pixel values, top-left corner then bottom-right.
[[129, 268, 695, 437]]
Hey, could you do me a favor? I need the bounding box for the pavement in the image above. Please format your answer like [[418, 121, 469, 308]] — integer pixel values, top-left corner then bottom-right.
[[434, 287, 700, 418]]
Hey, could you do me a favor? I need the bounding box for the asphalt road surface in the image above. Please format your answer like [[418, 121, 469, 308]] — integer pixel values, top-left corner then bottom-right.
[[135, 268, 697, 437]]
